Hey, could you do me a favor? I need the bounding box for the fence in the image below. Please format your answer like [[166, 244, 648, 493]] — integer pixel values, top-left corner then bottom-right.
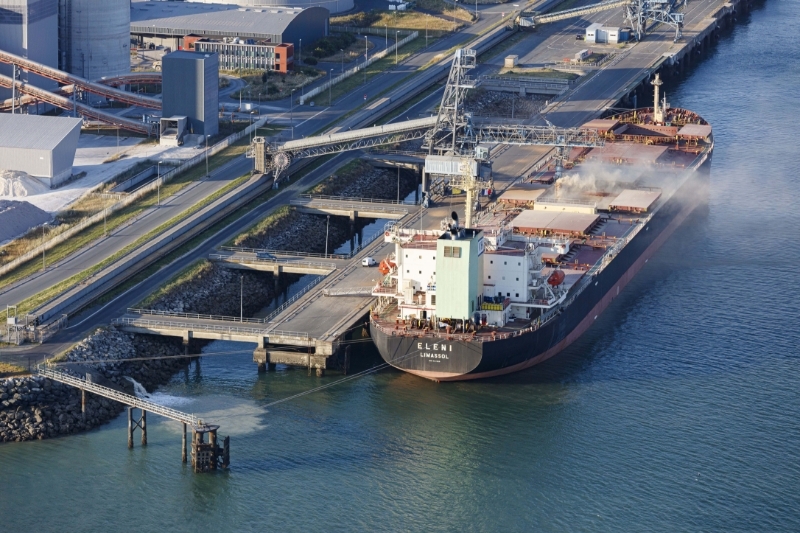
[[0, 117, 268, 279], [127, 308, 267, 324], [299, 32, 418, 105]]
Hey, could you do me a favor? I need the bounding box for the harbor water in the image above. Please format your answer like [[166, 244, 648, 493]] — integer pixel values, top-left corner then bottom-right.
[[2, 2, 798, 530]]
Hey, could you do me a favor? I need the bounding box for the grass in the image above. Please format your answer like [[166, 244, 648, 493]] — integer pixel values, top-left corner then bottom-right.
[[500, 67, 581, 80], [334, 10, 460, 33], [0, 362, 27, 378], [0, 138, 254, 304], [225, 67, 325, 102], [310, 36, 430, 107]]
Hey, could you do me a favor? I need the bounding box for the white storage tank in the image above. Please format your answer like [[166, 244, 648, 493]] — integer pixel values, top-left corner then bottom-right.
[[60, 0, 130, 80]]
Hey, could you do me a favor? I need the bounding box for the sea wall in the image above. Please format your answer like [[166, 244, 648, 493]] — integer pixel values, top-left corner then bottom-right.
[[0, 328, 188, 443]]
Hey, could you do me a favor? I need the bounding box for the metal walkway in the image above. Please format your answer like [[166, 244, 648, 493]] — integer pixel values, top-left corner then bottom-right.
[[38, 366, 197, 426]]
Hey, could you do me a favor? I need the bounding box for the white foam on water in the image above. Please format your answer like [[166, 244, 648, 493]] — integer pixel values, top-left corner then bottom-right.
[[124, 377, 195, 408]]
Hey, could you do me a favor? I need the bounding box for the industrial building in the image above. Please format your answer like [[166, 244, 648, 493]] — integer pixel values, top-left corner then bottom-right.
[[585, 23, 630, 44], [0, 115, 82, 187], [187, 37, 294, 73], [58, 0, 131, 80], [130, 1, 328, 59], [0, 0, 58, 99], [162, 51, 219, 137], [188, 0, 352, 15]]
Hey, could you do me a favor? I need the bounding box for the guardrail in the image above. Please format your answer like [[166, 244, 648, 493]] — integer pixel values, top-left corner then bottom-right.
[[209, 254, 337, 271], [299, 32, 418, 105], [264, 275, 326, 324], [322, 286, 375, 296], [298, 194, 418, 206], [218, 246, 349, 260], [112, 317, 309, 340], [38, 366, 197, 425], [127, 308, 266, 324], [292, 198, 410, 215], [0, 117, 269, 279]]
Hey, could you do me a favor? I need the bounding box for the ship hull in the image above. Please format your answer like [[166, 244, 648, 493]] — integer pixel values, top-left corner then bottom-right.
[[371, 150, 712, 381]]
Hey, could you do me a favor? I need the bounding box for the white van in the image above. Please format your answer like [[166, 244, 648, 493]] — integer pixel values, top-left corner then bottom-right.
[[361, 257, 377, 267]]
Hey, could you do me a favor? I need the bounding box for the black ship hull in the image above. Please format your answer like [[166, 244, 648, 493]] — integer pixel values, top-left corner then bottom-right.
[[371, 151, 712, 381]]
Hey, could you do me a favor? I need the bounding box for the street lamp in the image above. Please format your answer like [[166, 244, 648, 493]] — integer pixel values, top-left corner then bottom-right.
[[329, 69, 333, 106], [341, 48, 344, 74], [299, 38, 302, 66], [240, 274, 243, 321], [157, 160, 163, 206], [205, 135, 210, 178], [364, 36, 369, 85], [325, 215, 330, 258], [426, 16, 429, 48], [290, 88, 295, 139], [385, 25, 388, 49], [41, 222, 49, 271], [396, 31, 400, 64]]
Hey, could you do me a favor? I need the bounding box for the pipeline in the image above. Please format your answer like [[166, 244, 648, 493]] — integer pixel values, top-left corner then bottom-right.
[[0, 74, 157, 135], [0, 49, 162, 109]]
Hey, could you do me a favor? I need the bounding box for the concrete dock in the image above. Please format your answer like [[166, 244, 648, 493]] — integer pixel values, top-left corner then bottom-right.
[[114, 0, 750, 375]]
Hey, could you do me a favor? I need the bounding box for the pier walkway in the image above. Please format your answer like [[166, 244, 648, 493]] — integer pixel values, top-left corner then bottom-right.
[[38, 366, 196, 425], [290, 195, 414, 220]]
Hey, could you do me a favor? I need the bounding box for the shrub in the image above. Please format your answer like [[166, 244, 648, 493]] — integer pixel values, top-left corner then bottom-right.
[[304, 57, 318, 66]]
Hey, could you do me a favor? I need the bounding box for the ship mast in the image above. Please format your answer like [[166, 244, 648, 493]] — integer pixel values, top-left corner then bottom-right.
[[652, 73, 664, 124]]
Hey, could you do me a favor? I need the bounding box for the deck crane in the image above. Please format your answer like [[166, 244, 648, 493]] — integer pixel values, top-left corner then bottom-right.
[[249, 48, 603, 226], [515, 0, 684, 42]]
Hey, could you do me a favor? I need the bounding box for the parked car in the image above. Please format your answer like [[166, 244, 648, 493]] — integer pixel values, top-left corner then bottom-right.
[[361, 257, 377, 267], [256, 251, 276, 260]]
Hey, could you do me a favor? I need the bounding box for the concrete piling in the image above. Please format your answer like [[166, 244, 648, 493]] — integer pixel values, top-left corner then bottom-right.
[[182, 423, 187, 463]]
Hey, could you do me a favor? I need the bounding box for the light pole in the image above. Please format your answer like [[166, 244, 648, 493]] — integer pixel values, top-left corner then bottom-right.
[[41, 222, 49, 271], [299, 39, 302, 66], [157, 160, 163, 206], [205, 135, 210, 178], [340, 48, 344, 73], [325, 215, 330, 258], [329, 69, 333, 106], [364, 36, 369, 85], [426, 16, 429, 47], [395, 31, 399, 64], [385, 25, 388, 49], [240, 274, 243, 321], [290, 88, 295, 139]]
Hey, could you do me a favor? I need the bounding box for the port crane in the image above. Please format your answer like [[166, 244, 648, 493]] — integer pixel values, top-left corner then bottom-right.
[[515, 0, 685, 42], [249, 48, 603, 227]]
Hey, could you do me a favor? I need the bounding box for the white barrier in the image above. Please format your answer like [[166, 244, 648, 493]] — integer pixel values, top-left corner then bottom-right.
[[0, 117, 268, 278], [299, 32, 418, 105]]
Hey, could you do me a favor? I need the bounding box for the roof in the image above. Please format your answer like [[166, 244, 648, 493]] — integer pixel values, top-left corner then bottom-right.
[[584, 143, 668, 165], [580, 118, 619, 133], [164, 50, 214, 61], [498, 185, 548, 203], [678, 124, 712, 139], [609, 189, 662, 211], [0, 115, 82, 151], [510, 210, 600, 235], [130, 1, 308, 38]]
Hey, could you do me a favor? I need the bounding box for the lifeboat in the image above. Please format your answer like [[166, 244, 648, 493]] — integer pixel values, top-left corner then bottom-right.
[[547, 270, 565, 287], [378, 258, 396, 275]]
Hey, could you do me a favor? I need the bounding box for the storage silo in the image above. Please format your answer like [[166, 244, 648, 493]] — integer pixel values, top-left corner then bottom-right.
[[59, 0, 130, 80], [0, 0, 58, 99]]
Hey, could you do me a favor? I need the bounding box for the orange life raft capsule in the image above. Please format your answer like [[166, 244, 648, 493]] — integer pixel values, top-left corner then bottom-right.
[[547, 270, 565, 287]]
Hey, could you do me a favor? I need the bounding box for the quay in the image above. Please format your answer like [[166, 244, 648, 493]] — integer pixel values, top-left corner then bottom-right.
[[113, 0, 751, 377]]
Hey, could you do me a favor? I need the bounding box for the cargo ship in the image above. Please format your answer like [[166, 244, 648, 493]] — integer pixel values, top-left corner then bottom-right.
[[369, 75, 713, 381]]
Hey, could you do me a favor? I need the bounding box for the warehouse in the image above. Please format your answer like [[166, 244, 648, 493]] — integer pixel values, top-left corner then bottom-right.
[[0, 115, 82, 187], [130, 1, 328, 56]]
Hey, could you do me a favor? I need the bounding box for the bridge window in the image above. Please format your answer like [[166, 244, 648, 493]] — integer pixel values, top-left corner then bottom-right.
[[444, 246, 461, 258]]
